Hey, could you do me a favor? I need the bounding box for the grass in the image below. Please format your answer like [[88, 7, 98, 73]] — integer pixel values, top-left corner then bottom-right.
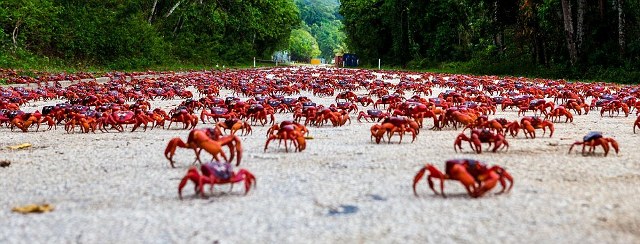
[[2, 47, 637, 84], [0, 46, 287, 81], [362, 59, 640, 84], [0, 52, 284, 84]]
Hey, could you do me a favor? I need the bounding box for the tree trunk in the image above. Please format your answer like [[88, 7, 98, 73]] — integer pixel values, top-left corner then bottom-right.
[[576, 0, 585, 53], [532, 4, 545, 65], [165, 1, 182, 18], [406, 4, 417, 60], [398, 0, 409, 65], [618, 0, 625, 56], [493, 0, 503, 55], [173, 16, 183, 34], [149, 0, 158, 23], [599, 0, 605, 18], [12, 20, 21, 50], [560, 0, 578, 65]]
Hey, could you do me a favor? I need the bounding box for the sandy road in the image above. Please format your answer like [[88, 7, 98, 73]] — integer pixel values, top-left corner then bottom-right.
[[1, 69, 639, 243]]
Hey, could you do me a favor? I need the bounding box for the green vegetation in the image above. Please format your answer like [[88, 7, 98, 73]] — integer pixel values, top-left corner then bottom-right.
[[289, 29, 321, 61], [365, 60, 640, 84], [341, 0, 640, 83], [2, 0, 638, 84], [294, 0, 346, 61], [0, 0, 299, 70]]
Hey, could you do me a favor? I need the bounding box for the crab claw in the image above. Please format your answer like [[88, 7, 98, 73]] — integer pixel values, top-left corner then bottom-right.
[[165, 137, 190, 168], [178, 167, 201, 200], [412, 164, 445, 197], [491, 166, 514, 194], [606, 138, 619, 155]]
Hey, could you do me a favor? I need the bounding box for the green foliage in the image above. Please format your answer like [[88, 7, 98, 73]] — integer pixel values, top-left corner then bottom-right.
[[294, 0, 345, 60], [295, 0, 341, 26], [289, 28, 321, 61], [341, 0, 640, 81], [310, 20, 346, 60], [340, 0, 387, 64], [3, 0, 637, 85], [0, 0, 299, 69], [0, 0, 59, 54]]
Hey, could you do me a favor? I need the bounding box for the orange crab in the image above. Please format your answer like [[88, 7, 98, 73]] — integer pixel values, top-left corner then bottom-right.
[[568, 131, 619, 156], [520, 116, 554, 138], [454, 129, 509, 154], [164, 127, 243, 167], [264, 121, 309, 152], [215, 118, 252, 136], [413, 159, 513, 198]]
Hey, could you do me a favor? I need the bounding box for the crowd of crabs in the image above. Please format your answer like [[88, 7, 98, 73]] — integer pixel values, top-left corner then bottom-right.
[[1, 67, 637, 199]]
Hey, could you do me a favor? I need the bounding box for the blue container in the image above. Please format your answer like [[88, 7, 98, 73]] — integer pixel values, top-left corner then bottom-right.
[[343, 53, 359, 67]]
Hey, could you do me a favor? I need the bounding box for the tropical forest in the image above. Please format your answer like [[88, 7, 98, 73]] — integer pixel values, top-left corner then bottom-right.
[[1, 0, 639, 82]]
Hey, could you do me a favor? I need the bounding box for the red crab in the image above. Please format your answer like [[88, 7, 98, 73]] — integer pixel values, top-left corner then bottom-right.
[[454, 129, 509, 153], [568, 131, 619, 156], [413, 159, 513, 198], [355, 95, 374, 106], [370, 117, 419, 144], [178, 161, 256, 199], [164, 128, 243, 168], [200, 107, 235, 123], [357, 109, 389, 122], [264, 121, 308, 152], [335, 91, 357, 102], [101, 110, 151, 132], [215, 118, 252, 136], [520, 116, 554, 138], [166, 107, 198, 130], [333, 101, 358, 114]]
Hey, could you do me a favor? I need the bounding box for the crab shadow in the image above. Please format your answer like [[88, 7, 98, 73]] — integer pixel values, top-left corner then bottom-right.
[[570, 152, 616, 157], [421, 192, 474, 199], [263, 146, 301, 153], [180, 188, 247, 201]]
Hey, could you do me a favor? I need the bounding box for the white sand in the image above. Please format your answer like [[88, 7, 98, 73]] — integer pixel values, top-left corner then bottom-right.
[[1, 68, 639, 243]]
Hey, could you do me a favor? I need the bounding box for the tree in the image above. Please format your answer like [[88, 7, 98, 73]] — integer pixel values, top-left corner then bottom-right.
[[289, 28, 321, 61], [0, 0, 58, 52], [295, 0, 340, 26], [561, 0, 578, 65], [295, 0, 345, 60], [340, 0, 388, 64], [310, 20, 346, 60], [617, 0, 626, 56], [0, 0, 300, 68]]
